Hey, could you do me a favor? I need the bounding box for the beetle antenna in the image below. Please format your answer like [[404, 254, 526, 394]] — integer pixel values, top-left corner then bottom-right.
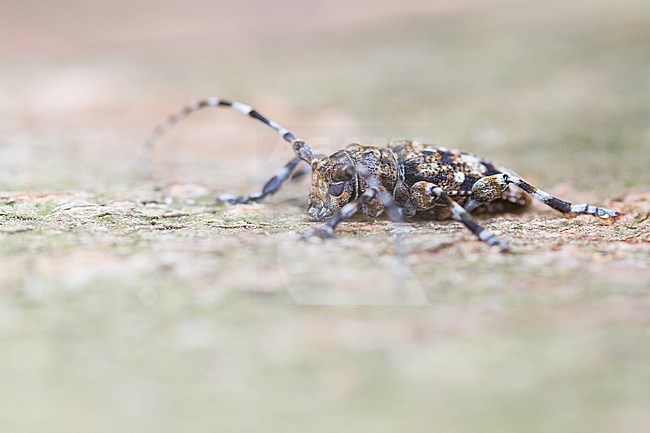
[[141, 97, 314, 176]]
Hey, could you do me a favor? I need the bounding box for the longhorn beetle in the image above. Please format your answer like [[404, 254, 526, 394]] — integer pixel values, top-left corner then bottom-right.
[[143, 98, 620, 252]]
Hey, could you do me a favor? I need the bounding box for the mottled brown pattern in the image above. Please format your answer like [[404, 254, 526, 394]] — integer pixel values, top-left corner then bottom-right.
[[308, 144, 400, 220], [308, 140, 531, 221], [307, 149, 357, 221], [391, 141, 493, 190]]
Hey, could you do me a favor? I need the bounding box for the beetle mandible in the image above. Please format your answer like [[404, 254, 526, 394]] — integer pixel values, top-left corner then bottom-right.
[[143, 98, 620, 252]]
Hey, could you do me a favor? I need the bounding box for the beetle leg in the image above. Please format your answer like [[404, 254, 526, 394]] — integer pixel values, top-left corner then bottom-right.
[[353, 164, 404, 223], [464, 173, 512, 212], [414, 181, 510, 252], [219, 157, 303, 204], [302, 195, 363, 240], [471, 174, 619, 219]]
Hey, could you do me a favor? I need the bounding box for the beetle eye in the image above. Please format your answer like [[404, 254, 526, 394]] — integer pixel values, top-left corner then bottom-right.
[[328, 182, 346, 197]]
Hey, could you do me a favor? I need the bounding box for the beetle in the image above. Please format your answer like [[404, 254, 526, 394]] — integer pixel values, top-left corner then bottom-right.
[[143, 98, 620, 252]]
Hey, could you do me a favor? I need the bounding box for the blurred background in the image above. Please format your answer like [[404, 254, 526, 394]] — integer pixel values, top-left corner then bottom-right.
[[0, 1, 649, 432], [1, 0, 648, 191]]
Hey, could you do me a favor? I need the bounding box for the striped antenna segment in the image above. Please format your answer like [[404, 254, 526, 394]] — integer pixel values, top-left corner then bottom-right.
[[141, 97, 304, 176]]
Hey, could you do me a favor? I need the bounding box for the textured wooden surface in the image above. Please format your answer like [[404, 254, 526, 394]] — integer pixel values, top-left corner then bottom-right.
[[1, 1, 649, 432]]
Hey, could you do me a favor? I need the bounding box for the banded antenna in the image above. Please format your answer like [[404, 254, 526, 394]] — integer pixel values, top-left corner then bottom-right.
[[141, 97, 315, 176]]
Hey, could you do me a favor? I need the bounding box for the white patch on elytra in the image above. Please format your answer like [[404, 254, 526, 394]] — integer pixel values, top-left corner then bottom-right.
[[454, 171, 466, 184], [459, 154, 488, 174]]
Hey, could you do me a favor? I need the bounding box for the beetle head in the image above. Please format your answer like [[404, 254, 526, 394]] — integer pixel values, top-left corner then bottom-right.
[[307, 151, 356, 221]]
